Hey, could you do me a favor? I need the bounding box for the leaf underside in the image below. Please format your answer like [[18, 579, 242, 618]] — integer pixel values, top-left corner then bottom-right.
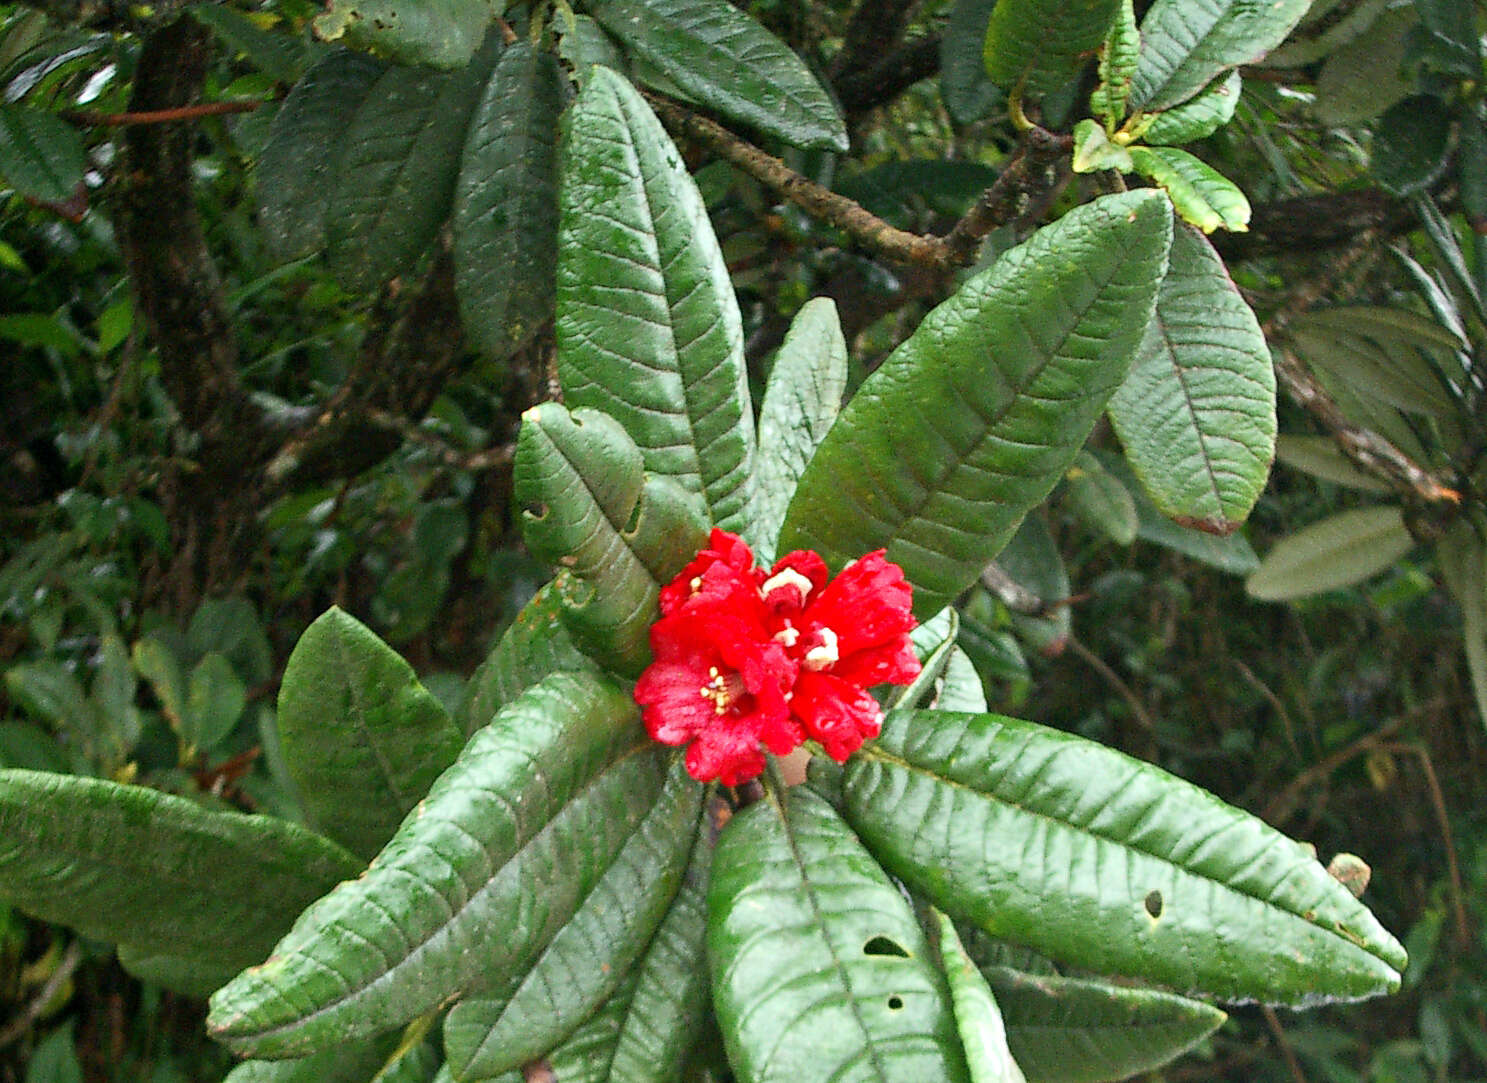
[[1130, 0, 1310, 111]]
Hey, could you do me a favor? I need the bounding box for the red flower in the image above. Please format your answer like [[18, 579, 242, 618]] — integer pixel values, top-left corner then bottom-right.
[[635, 530, 920, 784]]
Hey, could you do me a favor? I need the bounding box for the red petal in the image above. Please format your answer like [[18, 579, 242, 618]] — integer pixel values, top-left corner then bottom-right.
[[659, 529, 761, 615], [684, 725, 767, 785], [791, 671, 883, 761], [761, 549, 829, 615], [831, 638, 921, 688]]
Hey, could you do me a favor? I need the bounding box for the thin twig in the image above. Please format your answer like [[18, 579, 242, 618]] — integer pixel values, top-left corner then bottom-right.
[[939, 127, 1071, 265], [64, 100, 260, 125], [0, 939, 84, 1050], [1381, 741, 1470, 948], [1233, 658, 1301, 758], [363, 409, 514, 472], [1066, 635, 1157, 732], [1261, 1005, 1309, 1083]]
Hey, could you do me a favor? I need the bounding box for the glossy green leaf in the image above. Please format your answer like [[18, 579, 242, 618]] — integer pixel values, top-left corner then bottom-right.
[[934, 911, 1027, 1083], [982, 0, 1119, 97], [1108, 220, 1273, 533], [1373, 96, 1452, 198], [256, 50, 385, 263], [709, 786, 971, 1082], [1246, 506, 1414, 601], [277, 607, 464, 861], [442, 758, 702, 1078], [779, 190, 1173, 618], [453, 42, 563, 359], [939, 646, 988, 713], [941, 0, 1002, 124], [1129, 0, 1310, 111], [1065, 450, 1138, 545], [1141, 69, 1240, 144], [558, 67, 756, 533], [514, 970, 642, 1083], [894, 609, 963, 712], [1274, 435, 1392, 494], [325, 36, 499, 291], [513, 403, 709, 675], [585, 0, 846, 151], [0, 103, 84, 202], [987, 966, 1226, 1083], [184, 651, 246, 753], [843, 709, 1407, 1005], [460, 582, 598, 736], [0, 770, 361, 973], [1128, 147, 1249, 233], [314, 0, 490, 69], [753, 297, 847, 563], [207, 672, 667, 1059], [1090, 0, 1139, 129]]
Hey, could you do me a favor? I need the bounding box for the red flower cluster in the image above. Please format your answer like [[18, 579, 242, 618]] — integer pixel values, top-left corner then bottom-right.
[[634, 529, 921, 785]]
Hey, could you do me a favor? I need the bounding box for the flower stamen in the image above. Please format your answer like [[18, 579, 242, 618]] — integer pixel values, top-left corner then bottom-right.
[[760, 566, 815, 603], [699, 665, 747, 715], [803, 627, 840, 671]]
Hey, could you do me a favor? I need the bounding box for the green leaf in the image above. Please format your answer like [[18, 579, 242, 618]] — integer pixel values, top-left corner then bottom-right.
[[1246, 506, 1415, 601], [460, 582, 598, 735], [0, 770, 361, 972], [753, 297, 848, 563], [1090, 0, 1139, 129], [558, 67, 757, 533], [1129, 0, 1310, 111], [709, 786, 971, 1082], [988, 966, 1227, 1083], [453, 42, 564, 359], [1372, 95, 1452, 198], [836, 160, 1002, 227], [1292, 305, 1466, 354], [256, 50, 385, 263], [1107, 220, 1274, 533], [442, 758, 702, 1078], [843, 709, 1407, 1005], [513, 403, 709, 675], [1140, 69, 1241, 144], [1064, 451, 1138, 546], [1274, 435, 1392, 494], [941, 0, 1003, 124], [1263, 0, 1393, 67], [190, 5, 309, 83], [1287, 323, 1457, 421], [1438, 522, 1487, 731], [1070, 119, 1133, 174], [184, 651, 246, 753], [995, 515, 1071, 657], [276, 607, 464, 861], [779, 190, 1173, 618], [223, 1036, 397, 1083], [982, 0, 1119, 97], [314, 0, 491, 68], [1128, 147, 1249, 233], [0, 104, 84, 202], [116, 943, 239, 998], [585, 0, 846, 151], [933, 911, 1028, 1083], [207, 672, 665, 1059], [325, 35, 500, 291], [1312, 5, 1416, 124]]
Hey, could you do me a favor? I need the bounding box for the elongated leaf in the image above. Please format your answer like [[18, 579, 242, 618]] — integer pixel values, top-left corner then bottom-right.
[[942, 0, 1002, 124], [1129, 147, 1249, 233], [843, 709, 1407, 1005], [519, 971, 643, 1083], [1312, 5, 1416, 124], [1141, 69, 1241, 144], [0, 770, 361, 972], [314, 0, 490, 69], [982, 0, 1119, 97], [1129, 0, 1310, 111], [1292, 306, 1466, 354], [1246, 506, 1414, 601], [184, 651, 246, 752], [1439, 521, 1487, 731], [753, 297, 847, 562], [190, 5, 309, 83], [256, 50, 385, 263], [277, 607, 463, 861], [224, 1036, 396, 1083], [558, 67, 756, 533], [585, 0, 845, 150], [709, 786, 971, 1082], [460, 582, 598, 736], [1373, 95, 1452, 197], [779, 190, 1173, 618], [1274, 435, 1392, 494], [454, 43, 563, 359], [1065, 450, 1138, 545], [995, 515, 1070, 656], [1288, 325, 1456, 420], [514, 403, 709, 675], [443, 758, 702, 1078], [207, 672, 667, 1059], [988, 966, 1226, 1083], [934, 911, 1027, 1083], [325, 36, 499, 291], [1090, 0, 1139, 129], [0, 104, 83, 203], [1108, 221, 1273, 533]]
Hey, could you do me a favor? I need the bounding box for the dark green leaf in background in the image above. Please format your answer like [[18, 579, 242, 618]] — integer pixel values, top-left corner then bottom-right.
[[752, 297, 847, 563], [1274, 435, 1392, 494], [779, 190, 1173, 618], [933, 910, 1027, 1083], [1129, 0, 1310, 111], [314, 0, 490, 69], [0, 103, 84, 202], [1107, 220, 1275, 534], [208, 672, 665, 1059], [514, 403, 709, 675], [276, 607, 464, 861], [1310, 4, 1416, 125], [453, 42, 564, 359], [1371, 95, 1452, 198], [558, 66, 757, 534], [585, 0, 847, 150], [223, 1035, 398, 1083], [844, 709, 1407, 1005], [190, 4, 310, 83], [1245, 506, 1414, 601], [982, 0, 1119, 98], [709, 786, 971, 1082], [941, 0, 1002, 124], [1064, 451, 1138, 546]]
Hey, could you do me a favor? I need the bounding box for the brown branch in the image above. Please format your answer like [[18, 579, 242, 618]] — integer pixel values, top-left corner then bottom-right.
[[1213, 188, 1418, 262], [940, 127, 1071, 265], [0, 940, 84, 1051], [64, 100, 261, 125]]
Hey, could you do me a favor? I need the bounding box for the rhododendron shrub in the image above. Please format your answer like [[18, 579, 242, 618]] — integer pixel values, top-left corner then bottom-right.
[[0, 35, 1405, 1083]]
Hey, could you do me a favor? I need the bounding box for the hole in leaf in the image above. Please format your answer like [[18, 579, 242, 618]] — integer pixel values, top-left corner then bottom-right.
[[1144, 890, 1163, 919], [524, 502, 548, 520], [622, 500, 642, 535], [863, 936, 910, 958], [887, 995, 904, 1010]]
